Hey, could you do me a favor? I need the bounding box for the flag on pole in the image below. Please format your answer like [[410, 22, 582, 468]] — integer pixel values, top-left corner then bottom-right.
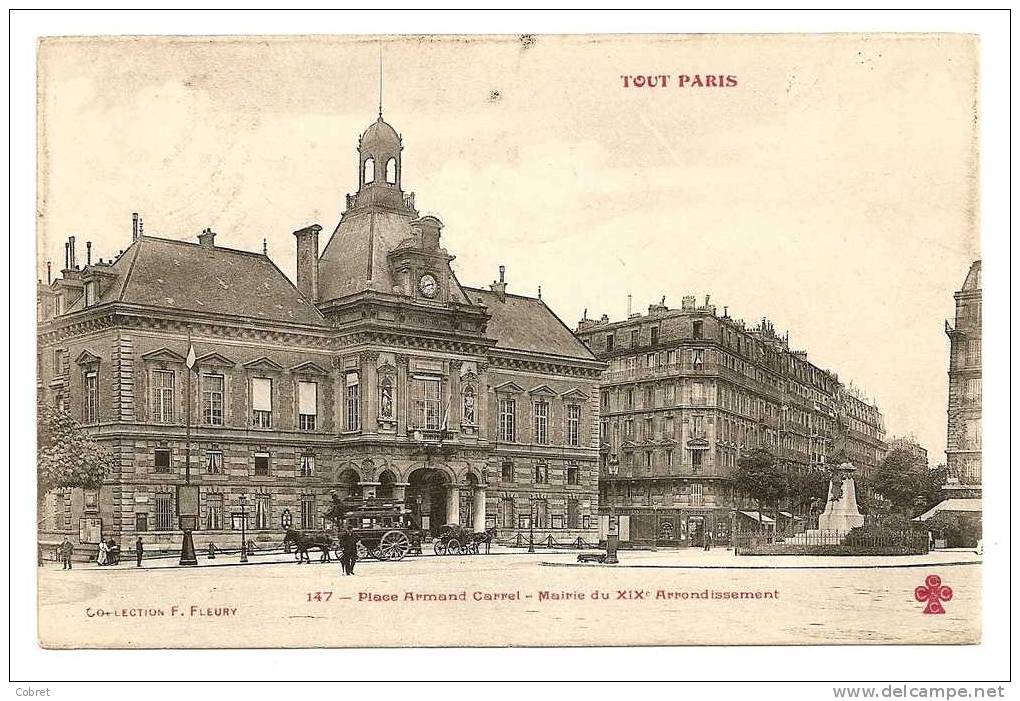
[[186, 344, 197, 370]]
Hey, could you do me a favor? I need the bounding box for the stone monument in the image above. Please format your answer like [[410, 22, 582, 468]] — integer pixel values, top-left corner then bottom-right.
[[816, 461, 865, 533]]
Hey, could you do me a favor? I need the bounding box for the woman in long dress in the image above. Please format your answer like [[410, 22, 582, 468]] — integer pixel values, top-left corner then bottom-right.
[[96, 539, 109, 566]]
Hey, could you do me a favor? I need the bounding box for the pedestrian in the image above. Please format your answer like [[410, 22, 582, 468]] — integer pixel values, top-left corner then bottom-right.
[[704, 530, 713, 552], [97, 539, 110, 566], [340, 526, 359, 575], [135, 537, 144, 567], [59, 537, 74, 570]]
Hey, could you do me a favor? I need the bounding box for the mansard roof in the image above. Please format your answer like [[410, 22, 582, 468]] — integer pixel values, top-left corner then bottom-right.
[[463, 287, 597, 362], [70, 235, 326, 326]]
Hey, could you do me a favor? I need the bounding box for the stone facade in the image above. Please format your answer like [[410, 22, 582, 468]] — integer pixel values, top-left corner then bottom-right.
[[575, 295, 886, 546], [37, 114, 603, 557], [944, 260, 982, 488]]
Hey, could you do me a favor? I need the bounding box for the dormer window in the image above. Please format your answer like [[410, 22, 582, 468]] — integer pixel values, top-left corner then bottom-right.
[[84, 280, 98, 307]]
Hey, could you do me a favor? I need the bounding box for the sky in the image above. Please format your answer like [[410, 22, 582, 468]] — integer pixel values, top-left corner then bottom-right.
[[37, 34, 979, 462]]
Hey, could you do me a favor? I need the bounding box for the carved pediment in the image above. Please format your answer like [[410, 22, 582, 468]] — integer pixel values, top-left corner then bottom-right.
[[527, 384, 556, 397], [460, 370, 478, 384], [492, 381, 524, 394], [561, 387, 590, 401], [75, 349, 101, 366], [377, 361, 397, 375], [290, 360, 329, 376], [140, 348, 186, 364], [686, 437, 710, 450], [243, 356, 284, 372], [196, 352, 236, 368]]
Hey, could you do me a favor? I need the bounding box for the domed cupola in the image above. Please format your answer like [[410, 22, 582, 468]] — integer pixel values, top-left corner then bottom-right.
[[358, 114, 402, 191]]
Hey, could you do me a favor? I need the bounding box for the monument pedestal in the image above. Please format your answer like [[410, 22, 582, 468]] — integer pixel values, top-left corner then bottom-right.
[[792, 461, 864, 542]]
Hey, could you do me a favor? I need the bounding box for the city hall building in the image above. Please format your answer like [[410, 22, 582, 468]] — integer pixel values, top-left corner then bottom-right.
[[37, 113, 604, 555], [575, 297, 886, 546]]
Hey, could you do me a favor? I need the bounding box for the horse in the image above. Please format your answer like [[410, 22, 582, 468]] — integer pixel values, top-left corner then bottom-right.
[[283, 529, 333, 564], [472, 526, 498, 555]]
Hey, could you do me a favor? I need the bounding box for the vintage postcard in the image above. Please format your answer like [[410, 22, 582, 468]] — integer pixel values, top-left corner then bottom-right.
[[35, 33, 981, 649]]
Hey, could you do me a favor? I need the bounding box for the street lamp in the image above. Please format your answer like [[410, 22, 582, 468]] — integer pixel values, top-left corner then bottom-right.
[[605, 454, 620, 564], [528, 496, 535, 553], [239, 493, 248, 564]]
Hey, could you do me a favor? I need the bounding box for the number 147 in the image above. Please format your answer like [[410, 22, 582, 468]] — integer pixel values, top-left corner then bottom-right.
[[306, 591, 332, 602]]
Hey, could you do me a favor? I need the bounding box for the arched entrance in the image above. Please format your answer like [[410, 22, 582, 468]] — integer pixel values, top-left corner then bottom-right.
[[407, 467, 451, 535], [337, 468, 362, 499], [377, 470, 397, 499]]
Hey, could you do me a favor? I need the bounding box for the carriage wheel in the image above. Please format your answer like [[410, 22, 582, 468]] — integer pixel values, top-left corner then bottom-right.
[[433, 540, 447, 556], [447, 538, 462, 555], [377, 531, 411, 561]]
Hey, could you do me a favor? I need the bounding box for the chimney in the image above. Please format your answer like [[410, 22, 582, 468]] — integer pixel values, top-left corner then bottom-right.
[[86, 241, 92, 266], [627, 294, 632, 316], [132, 213, 139, 241], [489, 265, 507, 302], [537, 285, 542, 300], [293, 224, 322, 301], [197, 228, 216, 248], [46, 262, 51, 284], [138, 218, 144, 236], [64, 242, 70, 270]]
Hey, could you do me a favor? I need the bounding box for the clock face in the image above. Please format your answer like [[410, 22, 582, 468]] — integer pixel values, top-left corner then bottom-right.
[[418, 273, 439, 298]]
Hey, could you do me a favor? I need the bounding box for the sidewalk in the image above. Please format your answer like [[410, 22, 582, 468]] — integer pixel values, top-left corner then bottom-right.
[[544, 546, 982, 570]]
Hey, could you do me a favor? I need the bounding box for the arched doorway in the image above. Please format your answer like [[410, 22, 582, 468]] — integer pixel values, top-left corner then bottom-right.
[[378, 470, 397, 499], [407, 467, 450, 535], [337, 468, 362, 499]]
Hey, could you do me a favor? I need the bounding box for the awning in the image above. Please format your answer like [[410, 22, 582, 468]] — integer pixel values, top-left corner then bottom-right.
[[914, 499, 982, 522], [738, 511, 775, 524]]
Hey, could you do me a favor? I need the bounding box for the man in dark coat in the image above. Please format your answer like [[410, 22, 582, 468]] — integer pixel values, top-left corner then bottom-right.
[[703, 530, 713, 552], [340, 526, 359, 575], [59, 537, 74, 569], [135, 537, 144, 567]]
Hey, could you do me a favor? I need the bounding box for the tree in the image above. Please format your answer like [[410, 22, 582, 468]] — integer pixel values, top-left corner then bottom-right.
[[37, 400, 116, 523], [734, 448, 787, 531], [788, 464, 831, 519], [872, 448, 947, 518]]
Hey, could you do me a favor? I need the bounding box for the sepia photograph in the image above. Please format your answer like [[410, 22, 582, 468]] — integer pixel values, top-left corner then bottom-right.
[[9, 8, 1011, 695]]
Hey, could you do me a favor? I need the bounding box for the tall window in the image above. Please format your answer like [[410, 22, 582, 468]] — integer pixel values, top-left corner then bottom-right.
[[461, 385, 476, 425], [650, 326, 660, 346], [630, 330, 639, 347], [53, 348, 65, 374], [300, 496, 316, 529], [205, 450, 222, 474], [534, 463, 549, 484], [533, 400, 549, 445], [155, 493, 174, 531], [691, 483, 704, 505], [693, 320, 704, 339], [605, 334, 615, 351], [154, 448, 171, 474], [498, 397, 516, 442], [151, 369, 175, 423], [501, 459, 514, 483], [299, 454, 315, 478], [379, 376, 395, 420], [345, 373, 360, 431], [566, 404, 581, 446], [692, 349, 705, 370], [691, 450, 704, 474], [84, 369, 99, 423], [254, 452, 270, 477], [567, 499, 580, 528], [567, 464, 580, 485], [965, 378, 982, 405], [298, 381, 317, 431], [666, 449, 674, 469], [205, 494, 223, 530], [411, 376, 441, 430], [692, 381, 705, 406], [202, 374, 224, 426], [250, 377, 272, 428], [254, 495, 271, 529], [692, 415, 704, 437]]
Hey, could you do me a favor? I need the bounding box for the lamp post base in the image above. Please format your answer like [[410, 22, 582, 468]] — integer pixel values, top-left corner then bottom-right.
[[179, 530, 198, 566], [605, 533, 620, 564]]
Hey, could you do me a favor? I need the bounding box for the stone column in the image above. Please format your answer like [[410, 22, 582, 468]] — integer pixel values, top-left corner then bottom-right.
[[396, 354, 410, 436], [472, 485, 487, 532], [446, 484, 461, 526], [448, 360, 462, 434], [361, 352, 378, 435]]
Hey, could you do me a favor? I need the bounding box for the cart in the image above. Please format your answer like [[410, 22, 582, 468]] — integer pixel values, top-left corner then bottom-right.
[[333, 497, 419, 562], [432, 523, 481, 556]]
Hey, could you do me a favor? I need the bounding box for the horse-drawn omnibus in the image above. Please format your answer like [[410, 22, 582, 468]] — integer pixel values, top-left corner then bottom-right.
[[285, 496, 422, 563]]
